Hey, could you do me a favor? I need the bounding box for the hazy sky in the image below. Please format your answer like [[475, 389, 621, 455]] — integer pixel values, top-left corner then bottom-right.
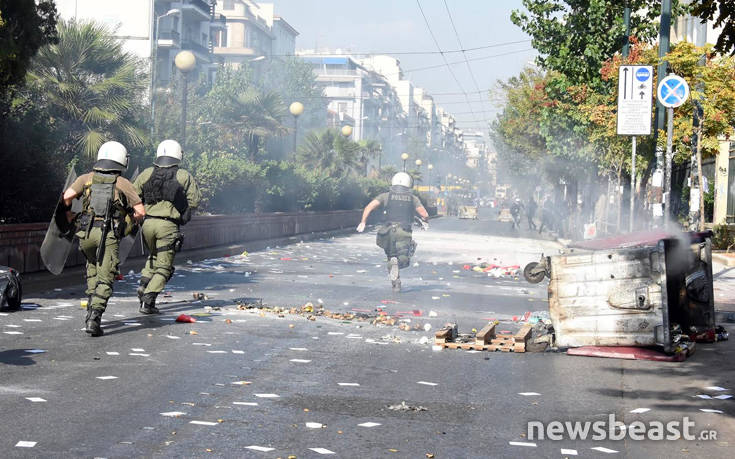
[[271, 0, 536, 134]]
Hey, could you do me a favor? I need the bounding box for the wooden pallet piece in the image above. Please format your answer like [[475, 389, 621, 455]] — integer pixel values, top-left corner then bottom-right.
[[512, 324, 533, 353], [434, 323, 458, 344], [475, 323, 497, 345]]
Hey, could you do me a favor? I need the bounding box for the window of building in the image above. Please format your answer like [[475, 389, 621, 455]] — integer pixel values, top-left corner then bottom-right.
[[223, 0, 235, 10]]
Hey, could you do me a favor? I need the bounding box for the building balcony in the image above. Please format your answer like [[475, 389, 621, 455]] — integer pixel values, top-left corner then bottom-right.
[[210, 13, 226, 29], [157, 30, 181, 48], [173, 0, 211, 21], [182, 39, 210, 57]]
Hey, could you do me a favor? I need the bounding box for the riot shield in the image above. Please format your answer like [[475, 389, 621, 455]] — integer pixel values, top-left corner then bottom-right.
[[119, 166, 140, 265], [40, 168, 79, 275]]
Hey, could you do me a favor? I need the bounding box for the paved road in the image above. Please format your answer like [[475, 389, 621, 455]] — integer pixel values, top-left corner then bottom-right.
[[2, 210, 734, 458]]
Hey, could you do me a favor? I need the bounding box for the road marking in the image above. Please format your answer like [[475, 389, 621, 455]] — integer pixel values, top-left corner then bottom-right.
[[417, 381, 438, 386], [15, 441, 36, 448], [165, 335, 181, 340], [232, 350, 245, 354], [305, 422, 324, 428], [700, 409, 724, 414], [358, 422, 381, 428], [106, 352, 120, 356], [129, 353, 150, 357], [3, 331, 23, 335], [190, 420, 218, 426], [207, 350, 227, 354], [629, 408, 650, 413], [289, 347, 308, 351], [192, 343, 212, 346], [254, 393, 280, 398], [509, 441, 536, 447], [696, 395, 712, 399], [705, 386, 728, 391], [233, 402, 258, 406], [26, 397, 46, 402], [338, 383, 360, 387], [290, 359, 311, 363], [96, 376, 118, 380], [309, 447, 336, 455], [23, 319, 42, 322], [131, 348, 145, 352], [25, 349, 46, 353], [518, 392, 540, 396], [714, 395, 732, 400], [160, 411, 186, 417], [591, 446, 619, 453], [561, 448, 578, 455], [246, 446, 274, 452]]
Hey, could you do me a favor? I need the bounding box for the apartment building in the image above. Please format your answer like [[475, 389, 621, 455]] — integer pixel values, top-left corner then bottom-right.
[[213, 0, 298, 66], [55, 0, 224, 86]]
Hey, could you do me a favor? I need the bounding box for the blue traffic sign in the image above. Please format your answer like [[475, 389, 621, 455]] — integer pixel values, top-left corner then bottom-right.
[[635, 67, 651, 82], [657, 74, 689, 108]]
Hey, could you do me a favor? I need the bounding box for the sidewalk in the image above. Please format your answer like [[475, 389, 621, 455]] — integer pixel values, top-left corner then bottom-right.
[[714, 261, 735, 322]]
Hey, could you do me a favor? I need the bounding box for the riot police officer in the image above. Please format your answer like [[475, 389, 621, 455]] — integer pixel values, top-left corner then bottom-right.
[[133, 140, 201, 314], [356, 172, 429, 292], [61, 141, 145, 336]]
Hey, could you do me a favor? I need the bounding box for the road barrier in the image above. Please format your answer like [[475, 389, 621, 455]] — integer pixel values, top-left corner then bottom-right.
[[0, 210, 361, 274]]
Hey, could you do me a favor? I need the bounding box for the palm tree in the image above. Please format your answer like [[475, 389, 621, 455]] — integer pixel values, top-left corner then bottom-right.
[[358, 139, 382, 176], [223, 87, 289, 159], [28, 19, 148, 159], [297, 128, 362, 177]]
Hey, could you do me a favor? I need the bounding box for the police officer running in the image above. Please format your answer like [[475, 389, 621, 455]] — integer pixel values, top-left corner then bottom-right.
[[356, 172, 429, 292], [133, 140, 201, 314], [61, 141, 145, 336]]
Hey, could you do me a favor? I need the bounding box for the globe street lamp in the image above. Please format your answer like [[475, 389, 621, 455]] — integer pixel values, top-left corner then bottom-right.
[[341, 125, 353, 137], [174, 50, 196, 147], [289, 101, 304, 152], [401, 153, 409, 171]]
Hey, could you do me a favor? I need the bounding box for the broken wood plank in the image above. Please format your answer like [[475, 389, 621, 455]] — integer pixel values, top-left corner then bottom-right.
[[475, 322, 497, 345]]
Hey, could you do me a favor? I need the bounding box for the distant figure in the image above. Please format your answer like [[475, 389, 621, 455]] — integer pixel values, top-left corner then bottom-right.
[[538, 199, 555, 235], [527, 196, 538, 230], [510, 198, 524, 229]]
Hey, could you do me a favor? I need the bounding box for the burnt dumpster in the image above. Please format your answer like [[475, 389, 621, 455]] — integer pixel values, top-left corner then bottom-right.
[[548, 231, 715, 353]]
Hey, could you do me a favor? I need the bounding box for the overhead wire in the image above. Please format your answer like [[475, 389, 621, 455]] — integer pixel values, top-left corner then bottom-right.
[[415, 0, 479, 125], [442, 0, 490, 122], [282, 39, 531, 57]]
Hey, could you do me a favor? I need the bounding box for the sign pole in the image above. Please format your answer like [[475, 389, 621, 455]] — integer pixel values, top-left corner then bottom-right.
[[664, 106, 674, 226], [629, 136, 636, 232]]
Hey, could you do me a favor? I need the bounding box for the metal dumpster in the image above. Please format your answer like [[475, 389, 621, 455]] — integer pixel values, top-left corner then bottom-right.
[[548, 231, 715, 353]]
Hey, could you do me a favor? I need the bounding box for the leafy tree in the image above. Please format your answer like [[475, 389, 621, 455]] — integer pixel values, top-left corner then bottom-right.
[[297, 128, 363, 177], [0, 0, 57, 96], [691, 0, 735, 55], [511, 0, 687, 88], [28, 19, 148, 160]]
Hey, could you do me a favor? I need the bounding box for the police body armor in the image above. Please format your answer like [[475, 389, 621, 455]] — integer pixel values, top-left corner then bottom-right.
[[78, 172, 129, 239], [141, 166, 190, 224], [386, 186, 415, 231]]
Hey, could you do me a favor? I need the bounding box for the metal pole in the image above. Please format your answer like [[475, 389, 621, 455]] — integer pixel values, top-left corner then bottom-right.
[[181, 72, 188, 147], [150, 14, 161, 140], [629, 136, 636, 232], [653, 0, 672, 225], [664, 107, 674, 226], [293, 116, 298, 152], [622, 2, 631, 58]]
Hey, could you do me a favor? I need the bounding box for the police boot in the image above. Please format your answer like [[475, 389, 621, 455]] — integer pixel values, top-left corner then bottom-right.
[[137, 277, 150, 306], [139, 293, 160, 315], [85, 309, 104, 337]]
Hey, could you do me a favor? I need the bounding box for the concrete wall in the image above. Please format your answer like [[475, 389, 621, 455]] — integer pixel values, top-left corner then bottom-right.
[[0, 211, 360, 274]]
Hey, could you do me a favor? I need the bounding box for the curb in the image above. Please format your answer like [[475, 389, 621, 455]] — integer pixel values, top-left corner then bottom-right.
[[713, 252, 735, 267]]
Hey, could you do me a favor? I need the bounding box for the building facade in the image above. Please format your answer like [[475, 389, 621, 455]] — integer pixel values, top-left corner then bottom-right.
[[213, 1, 297, 66], [55, 0, 225, 86]]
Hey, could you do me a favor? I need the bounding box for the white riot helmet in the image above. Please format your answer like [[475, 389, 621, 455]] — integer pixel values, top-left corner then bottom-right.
[[155, 139, 183, 166], [94, 141, 128, 172], [391, 172, 412, 188]]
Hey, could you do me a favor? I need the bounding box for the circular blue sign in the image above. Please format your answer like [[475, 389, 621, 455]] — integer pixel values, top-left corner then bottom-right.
[[657, 74, 689, 108], [635, 67, 651, 82]]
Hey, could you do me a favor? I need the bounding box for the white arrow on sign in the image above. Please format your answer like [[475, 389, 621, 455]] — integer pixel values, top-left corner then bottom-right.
[[617, 65, 653, 136]]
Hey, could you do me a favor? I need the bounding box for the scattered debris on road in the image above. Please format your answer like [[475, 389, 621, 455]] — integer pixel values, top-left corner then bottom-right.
[[386, 401, 427, 412]]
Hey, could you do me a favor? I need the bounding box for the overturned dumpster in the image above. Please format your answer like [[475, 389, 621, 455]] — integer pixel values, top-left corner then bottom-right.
[[548, 231, 715, 354]]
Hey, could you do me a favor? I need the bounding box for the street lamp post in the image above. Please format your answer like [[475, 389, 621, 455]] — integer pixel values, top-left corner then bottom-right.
[[414, 159, 422, 191], [174, 50, 196, 147], [150, 9, 181, 139], [401, 153, 409, 171], [428, 164, 433, 192], [289, 101, 304, 153]]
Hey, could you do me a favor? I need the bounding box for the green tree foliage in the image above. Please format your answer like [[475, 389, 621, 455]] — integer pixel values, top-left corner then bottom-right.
[[297, 128, 363, 177], [691, 0, 735, 55], [0, 0, 57, 96], [28, 19, 148, 160], [511, 0, 687, 87]]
